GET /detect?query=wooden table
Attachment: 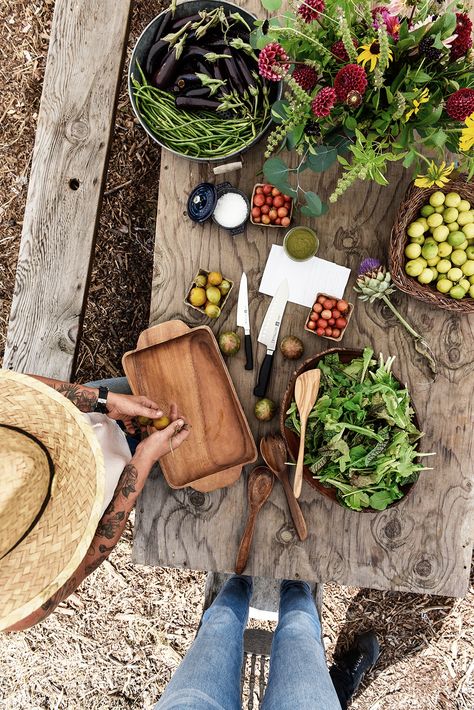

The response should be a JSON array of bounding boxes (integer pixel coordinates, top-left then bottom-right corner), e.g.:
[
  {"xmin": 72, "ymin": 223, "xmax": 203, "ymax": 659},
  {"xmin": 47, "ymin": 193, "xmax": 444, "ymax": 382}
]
[{"xmin": 132, "ymin": 10, "xmax": 474, "ymax": 597}]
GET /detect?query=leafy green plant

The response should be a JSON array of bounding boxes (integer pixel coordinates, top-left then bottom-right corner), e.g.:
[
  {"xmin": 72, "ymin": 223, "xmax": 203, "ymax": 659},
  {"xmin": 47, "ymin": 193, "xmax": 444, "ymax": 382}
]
[{"xmin": 285, "ymin": 348, "xmax": 435, "ymax": 511}]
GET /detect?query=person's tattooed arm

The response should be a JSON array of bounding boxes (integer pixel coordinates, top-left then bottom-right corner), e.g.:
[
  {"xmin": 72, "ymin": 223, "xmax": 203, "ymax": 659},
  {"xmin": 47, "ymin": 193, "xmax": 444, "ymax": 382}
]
[{"xmin": 29, "ymin": 375, "xmax": 99, "ymax": 412}]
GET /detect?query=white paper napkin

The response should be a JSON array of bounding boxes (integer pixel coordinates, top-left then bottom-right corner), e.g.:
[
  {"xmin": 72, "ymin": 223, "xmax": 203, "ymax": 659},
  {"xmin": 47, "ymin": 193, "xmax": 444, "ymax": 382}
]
[{"xmin": 259, "ymin": 245, "xmax": 351, "ymax": 308}]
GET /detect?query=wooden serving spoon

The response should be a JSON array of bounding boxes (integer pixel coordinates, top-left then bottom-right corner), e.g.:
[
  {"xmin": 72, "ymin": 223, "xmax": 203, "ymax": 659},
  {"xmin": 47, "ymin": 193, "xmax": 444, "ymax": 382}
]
[
  {"xmin": 260, "ymin": 433, "xmax": 308, "ymax": 541},
  {"xmin": 293, "ymin": 369, "xmax": 321, "ymax": 499},
  {"xmin": 235, "ymin": 466, "xmax": 274, "ymax": 575}
]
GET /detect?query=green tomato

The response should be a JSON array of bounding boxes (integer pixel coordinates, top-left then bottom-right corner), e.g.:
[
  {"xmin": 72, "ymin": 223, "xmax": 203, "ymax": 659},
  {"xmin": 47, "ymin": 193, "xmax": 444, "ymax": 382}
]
[
  {"xmin": 450, "ymin": 284, "xmax": 466, "ymax": 299},
  {"xmin": 466, "ymin": 246, "xmax": 474, "ymax": 260},
  {"xmin": 458, "ymin": 199, "xmax": 471, "ymax": 212},
  {"xmin": 461, "ymin": 260, "xmax": 474, "ymax": 276},
  {"xmin": 470, "ymin": 285, "xmax": 474, "ymax": 298},
  {"xmin": 447, "ymin": 231, "xmax": 466, "ymax": 247},
  {"xmin": 427, "ymin": 213, "xmax": 443, "ymax": 228},
  {"xmin": 436, "ymin": 278, "xmax": 452, "ymax": 294},
  {"xmin": 405, "ymin": 243, "xmax": 422, "ymax": 259},
  {"xmin": 437, "ymin": 259, "xmax": 452, "ymax": 274},
  {"xmin": 458, "ymin": 210, "xmax": 474, "ymax": 226},
  {"xmin": 443, "ymin": 207, "xmax": 459, "ymax": 223},
  {"xmin": 407, "ymin": 221, "xmax": 425, "ymax": 239},
  {"xmin": 447, "ymin": 267, "xmax": 463, "ymax": 282},
  {"xmin": 451, "ymin": 249, "xmax": 467, "ymax": 266},
  {"xmin": 459, "ymin": 278, "xmax": 470, "ymax": 292},
  {"xmin": 445, "ymin": 192, "xmax": 461, "ymax": 208},
  {"xmin": 462, "ymin": 223, "xmax": 474, "ymax": 240},
  {"xmin": 426, "ymin": 256, "xmax": 440, "ymax": 266},
  {"xmin": 432, "ymin": 225, "xmax": 449, "ymax": 242},
  {"xmin": 405, "ymin": 259, "xmax": 424, "ymax": 277},
  {"xmin": 418, "ymin": 268, "xmax": 434, "ymax": 284},
  {"xmin": 421, "ymin": 242, "xmax": 438, "ymax": 260},
  {"xmin": 438, "ymin": 242, "xmax": 453, "ymax": 258},
  {"xmin": 416, "ymin": 217, "xmax": 429, "ymax": 232},
  {"xmin": 420, "ymin": 204, "xmax": 435, "ymax": 216},
  {"xmin": 447, "ymin": 222, "xmax": 460, "ymax": 232}
]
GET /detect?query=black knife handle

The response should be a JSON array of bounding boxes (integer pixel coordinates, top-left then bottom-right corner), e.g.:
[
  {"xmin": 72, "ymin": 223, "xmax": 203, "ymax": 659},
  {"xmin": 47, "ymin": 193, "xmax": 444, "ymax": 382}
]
[
  {"xmin": 244, "ymin": 334, "xmax": 253, "ymax": 371},
  {"xmin": 253, "ymin": 352, "xmax": 274, "ymax": 398}
]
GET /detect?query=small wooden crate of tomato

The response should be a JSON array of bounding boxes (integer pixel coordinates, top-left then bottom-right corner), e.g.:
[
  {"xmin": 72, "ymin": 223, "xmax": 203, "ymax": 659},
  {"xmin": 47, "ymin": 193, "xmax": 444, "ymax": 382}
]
[
  {"xmin": 250, "ymin": 183, "xmax": 293, "ymax": 228},
  {"xmin": 305, "ymin": 293, "xmax": 353, "ymax": 341}
]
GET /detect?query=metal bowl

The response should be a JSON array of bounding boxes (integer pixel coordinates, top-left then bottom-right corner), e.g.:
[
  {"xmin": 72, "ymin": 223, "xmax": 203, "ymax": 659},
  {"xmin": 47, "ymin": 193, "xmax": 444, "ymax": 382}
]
[{"xmin": 128, "ymin": 0, "xmax": 282, "ymax": 162}]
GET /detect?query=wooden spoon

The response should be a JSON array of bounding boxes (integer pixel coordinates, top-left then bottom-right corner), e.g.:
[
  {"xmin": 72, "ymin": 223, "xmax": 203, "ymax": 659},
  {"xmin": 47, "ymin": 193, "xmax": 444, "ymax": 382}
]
[
  {"xmin": 260, "ymin": 433, "xmax": 308, "ymax": 541},
  {"xmin": 293, "ymin": 369, "xmax": 321, "ymax": 499},
  {"xmin": 235, "ymin": 466, "xmax": 274, "ymax": 575}
]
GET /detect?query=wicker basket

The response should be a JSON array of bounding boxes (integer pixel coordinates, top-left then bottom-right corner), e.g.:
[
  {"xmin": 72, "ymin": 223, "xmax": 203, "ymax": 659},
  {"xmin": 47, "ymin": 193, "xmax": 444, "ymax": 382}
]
[{"xmin": 389, "ymin": 176, "xmax": 474, "ymax": 313}]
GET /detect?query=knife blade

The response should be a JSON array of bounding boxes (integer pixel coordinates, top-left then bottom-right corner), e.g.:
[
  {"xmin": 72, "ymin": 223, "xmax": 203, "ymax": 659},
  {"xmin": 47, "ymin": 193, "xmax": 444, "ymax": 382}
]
[
  {"xmin": 237, "ymin": 272, "xmax": 253, "ymax": 370},
  {"xmin": 253, "ymin": 279, "xmax": 289, "ymax": 398}
]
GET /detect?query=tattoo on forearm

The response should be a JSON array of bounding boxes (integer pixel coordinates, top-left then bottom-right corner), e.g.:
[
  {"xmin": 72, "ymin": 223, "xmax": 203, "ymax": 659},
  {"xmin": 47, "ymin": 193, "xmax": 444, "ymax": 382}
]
[
  {"xmin": 120, "ymin": 464, "xmax": 138, "ymax": 498},
  {"xmin": 85, "ymin": 556, "xmax": 107, "ymax": 575},
  {"xmin": 96, "ymin": 511, "xmax": 126, "ymax": 540},
  {"xmin": 54, "ymin": 383, "xmax": 98, "ymax": 412}
]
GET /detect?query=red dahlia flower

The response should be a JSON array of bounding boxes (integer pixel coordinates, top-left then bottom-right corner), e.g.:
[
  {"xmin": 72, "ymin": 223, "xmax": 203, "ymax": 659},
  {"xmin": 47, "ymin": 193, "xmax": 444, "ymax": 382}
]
[
  {"xmin": 293, "ymin": 65, "xmax": 319, "ymax": 92},
  {"xmin": 446, "ymin": 88, "xmax": 474, "ymax": 121},
  {"xmin": 450, "ymin": 13, "xmax": 473, "ymax": 60},
  {"xmin": 311, "ymin": 87, "xmax": 337, "ymax": 117},
  {"xmin": 258, "ymin": 42, "xmax": 290, "ymax": 81},
  {"xmin": 334, "ymin": 64, "xmax": 368, "ymax": 102},
  {"xmin": 298, "ymin": 0, "xmax": 325, "ymax": 23},
  {"xmin": 331, "ymin": 39, "xmax": 359, "ymax": 62}
]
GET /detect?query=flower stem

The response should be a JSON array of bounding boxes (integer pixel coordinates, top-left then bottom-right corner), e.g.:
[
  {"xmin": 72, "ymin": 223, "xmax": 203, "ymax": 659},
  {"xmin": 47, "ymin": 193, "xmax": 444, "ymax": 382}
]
[{"xmin": 381, "ymin": 294, "xmax": 420, "ymax": 339}]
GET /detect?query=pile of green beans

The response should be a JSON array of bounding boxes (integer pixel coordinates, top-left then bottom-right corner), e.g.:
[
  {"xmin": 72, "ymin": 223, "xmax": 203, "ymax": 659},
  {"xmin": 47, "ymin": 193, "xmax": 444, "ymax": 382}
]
[{"xmin": 132, "ymin": 77, "xmax": 269, "ymax": 159}]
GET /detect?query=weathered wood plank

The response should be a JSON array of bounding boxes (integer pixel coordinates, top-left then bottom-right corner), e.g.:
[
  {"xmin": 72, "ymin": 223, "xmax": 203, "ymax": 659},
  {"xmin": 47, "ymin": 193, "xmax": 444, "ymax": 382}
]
[
  {"xmin": 134, "ymin": 1, "xmax": 474, "ymax": 596},
  {"xmin": 3, "ymin": 0, "xmax": 132, "ymax": 379}
]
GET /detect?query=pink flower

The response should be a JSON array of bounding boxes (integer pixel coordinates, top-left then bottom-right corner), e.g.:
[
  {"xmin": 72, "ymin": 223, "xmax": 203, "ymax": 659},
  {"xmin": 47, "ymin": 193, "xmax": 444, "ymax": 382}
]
[
  {"xmin": 372, "ymin": 6, "xmax": 400, "ymax": 40},
  {"xmin": 258, "ymin": 42, "xmax": 290, "ymax": 82},
  {"xmin": 311, "ymin": 87, "xmax": 337, "ymax": 117}
]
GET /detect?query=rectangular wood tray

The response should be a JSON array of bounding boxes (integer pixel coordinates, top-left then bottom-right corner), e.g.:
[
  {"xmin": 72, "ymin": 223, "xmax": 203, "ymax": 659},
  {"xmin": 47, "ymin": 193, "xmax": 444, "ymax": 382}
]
[{"xmin": 122, "ymin": 324, "xmax": 257, "ymax": 488}]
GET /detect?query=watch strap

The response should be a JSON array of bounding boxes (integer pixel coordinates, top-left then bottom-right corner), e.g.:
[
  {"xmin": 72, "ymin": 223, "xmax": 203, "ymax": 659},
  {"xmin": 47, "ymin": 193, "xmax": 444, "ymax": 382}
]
[{"xmin": 95, "ymin": 386, "xmax": 109, "ymax": 414}]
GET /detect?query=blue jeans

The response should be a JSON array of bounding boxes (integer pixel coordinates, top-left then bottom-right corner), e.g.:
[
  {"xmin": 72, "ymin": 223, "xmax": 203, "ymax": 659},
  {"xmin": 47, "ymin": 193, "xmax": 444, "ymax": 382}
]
[{"xmin": 155, "ymin": 577, "xmax": 341, "ymax": 710}]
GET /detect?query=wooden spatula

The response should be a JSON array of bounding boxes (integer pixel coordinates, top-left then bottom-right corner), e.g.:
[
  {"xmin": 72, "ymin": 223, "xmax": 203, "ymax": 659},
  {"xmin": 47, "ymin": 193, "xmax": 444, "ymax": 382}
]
[
  {"xmin": 293, "ymin": 369, "xmax": 321, "ymax": 499},
  {"xmin": 235, "ymin": 466, "xmax": 274, "ymax": 575}
]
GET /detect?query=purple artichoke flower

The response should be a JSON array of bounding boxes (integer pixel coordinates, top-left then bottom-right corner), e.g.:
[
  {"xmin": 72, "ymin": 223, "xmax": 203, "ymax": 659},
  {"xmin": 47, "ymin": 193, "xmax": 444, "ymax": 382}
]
[{"xmin": 358, "ymin": 257, "xmax": 382, "ymax": 275}]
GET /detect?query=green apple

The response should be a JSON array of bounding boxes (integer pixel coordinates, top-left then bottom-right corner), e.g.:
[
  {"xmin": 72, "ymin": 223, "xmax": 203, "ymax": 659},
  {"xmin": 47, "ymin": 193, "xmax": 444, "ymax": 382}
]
[
  {"xmin": 461, "ymin": 260, "xmax": 474, "ymax": 276},
  {"xmin": 450, "ymin": 284, "xmax": 466, "ymax": 299},
  {"xmin": 418, "ymin": 268, "xmax": 434, "ymax": 284},
  {"xmin": 421, "ymin": 242, "xmax": 438, "ymax": 260},
  {"xmin": 462, "ymin": 223, "xmax": 474, "ymax": 240},
  {"xmin": 420, "ymin": 204, "xmax": 435, "ymax": 217},
  {"xmin": 451, "ymin": 249, "xmax": 467, "ymax": 266},
  {"xmin": 447, "ymin": 267, "xmax": 463, "ymax": 282},
  {"xmin": 432, "ymin": 225, "xmax": 449, "ymax": 242},
  {"xmin": 427, "ymin": 213, "xmax": 443, "ymax": 228},
  {"xmin": 407, "ymin": 221, "xmax": 425, "ymax": 239},
  {"xmin": 437, "ymin": 259, "xmax": 452, "ymax": 274},
  {"xmin": 470, "ymin": 285, "xmax": 474, "ymax": 298},
  {"xmin": 458, "ymin": 210, "xmax": 474, "ymax": 226},
  {"xmin": 405, "ymin": 259, "xmax": 424, "ymax": 277},
  {"xmin": 444, "ymin": 207, "xmax": 459, "ymax": 223},
  {"xmin": 466, "ymin": 246, "xmax": 474, "ymax": 259},
  {"xmin": 458, "ymin": 199, "xmax": 471, "ymax": 212},
  {"xmin": 436, "ymin": 278, "xmax": 452, "ymax": 294},
  {"xmin": 445, "ymin": 192, "xmax": 461, "ymax": 208},
  {"xmin": 448, "ymin": 222, "xmax": 459, "ymax": 232},
  {"xmin": 438, "ymin": 242, "xmax": 453, "ymax": 257},
  {"xmin": 447, "ymin": 231, "xmax": 466, "ymax": 247}
]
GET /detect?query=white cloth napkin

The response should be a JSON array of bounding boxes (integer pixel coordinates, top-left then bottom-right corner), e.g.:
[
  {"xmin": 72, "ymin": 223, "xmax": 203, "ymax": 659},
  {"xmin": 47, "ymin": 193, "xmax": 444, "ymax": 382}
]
[{"xmin": 259, "ymin": 245, "xmax": 351, "ymax": 308}]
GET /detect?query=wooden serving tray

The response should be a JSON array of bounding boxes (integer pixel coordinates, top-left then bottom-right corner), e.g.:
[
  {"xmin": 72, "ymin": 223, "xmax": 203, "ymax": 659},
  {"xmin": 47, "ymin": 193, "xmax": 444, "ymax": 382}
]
[{"xmin": 123, "ymin": 321, "xmax": 257, "ymax": 489}]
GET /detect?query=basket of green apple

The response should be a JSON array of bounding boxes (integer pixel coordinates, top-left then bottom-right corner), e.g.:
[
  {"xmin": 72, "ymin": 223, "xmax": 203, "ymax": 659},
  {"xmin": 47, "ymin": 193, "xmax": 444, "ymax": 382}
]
[{"xmin": 389, "ymin": 178, "xmax": 474, "ymax": 312}]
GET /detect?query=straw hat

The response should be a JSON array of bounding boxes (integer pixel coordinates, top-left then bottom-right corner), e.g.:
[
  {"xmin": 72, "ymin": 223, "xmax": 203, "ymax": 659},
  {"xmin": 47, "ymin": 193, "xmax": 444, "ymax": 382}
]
[{"xmin": 0, "ymin": 371, "xmax": 105, "ymax": 631}]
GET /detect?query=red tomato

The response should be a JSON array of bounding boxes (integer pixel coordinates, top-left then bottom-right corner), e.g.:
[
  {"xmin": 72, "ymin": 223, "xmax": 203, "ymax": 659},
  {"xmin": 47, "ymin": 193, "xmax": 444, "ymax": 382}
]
[
  {"xmin": 307, "ymin": 320, "xmax": 316, "ymax": 330},
  {"xmin": 325, "ymin": 328, "xmax": 333, "ymax": 337},
  {"xmin": 317, "ymin": 318, "xmax": 328, "ymax": 328},
  {"xmin": 261, "ymin": 214, "xmax": 271, "ymax": 225},
  {"xmin": 275, "ymin": 218, "xmax": 281, "ymax": 225},
  {"xmin": 277, "ymin": 207, "xmax": 288, "ymax": 218},
  {"xmin": 316, "ymin": 327, "xmax": 325, "ymax": 336},
  {"xmin": 261, "ymin": 204, "xmax": 270, "ymax": 215},
  {"xmin": 283, "ymin": 195, "xmax": 291, "ymax": 202},
  {"xmin": 309, "ymin": 312, "xmax": 318, "ymax": 322},
  {"xmin": 272, "ymin": 187, "xmax": 281, "ymax": 196},
  {"xmin": 321, "ymin": 309, "xmax": 332, "ymax": 320},
  {"xmin": 312, "ymin": 303, "xmax": 323, "ymax": 313},
  {"xmin": 332, "ymin": 328, "xmax": 341, "ymax": 338},
  {"xmin": 337, "ymin": 300, "xmax": 349, "ymax": 313},
  {"xmin": 317, "ymin": 295, "xmax": 326, "ymax": 304},
  {"xmin": 251, "ymin": 206, "xmax": 261, "ymax": 218},
  {"xmin": 254, "ymin": 193, "xmax": 265, "ymax": 207},
  {"xmin": 269, "ymin": 208, "xmax": 278, "ymax": 221},
  {"xmin": 273, "ymin": 195, "xmax": 285, "ymax": 208},
  {"xmin": 255, "ymin": 186, "xmax": 263, "ymax": 194},
  {"xmin": 263, "ymin": 184, "xmax": 273, "ymax": 195},
  {"xmin": 328, "ymin": 318, "xmax": 335, "ymax": 326},
  {"xmin": 332, "ymin": 309, "xmax": 341, "ymax": 319},
  {"xmin": 281, "ymin": 216, "xmax": 291, "ymax": 227},
  {"xmin": 335, "ymin": 317, "xmax": 347, "ymax": 329},
  {"xmin": 266, "ymin": 195, "xmax": 273, "ymax": 205},
  {"xmin": 323, "ymin": 298, "xmax": 335, "ymax": 309},
  {"xmin": 253, "ymin": 215, "xmax": 261, "ymax": 223}
]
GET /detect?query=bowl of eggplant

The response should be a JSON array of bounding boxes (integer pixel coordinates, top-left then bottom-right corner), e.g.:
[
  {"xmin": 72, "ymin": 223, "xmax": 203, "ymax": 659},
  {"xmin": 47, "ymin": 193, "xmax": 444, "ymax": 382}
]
[{"xmin": 128, "ymin": 0, "xmax": 282, "ymax": 162}]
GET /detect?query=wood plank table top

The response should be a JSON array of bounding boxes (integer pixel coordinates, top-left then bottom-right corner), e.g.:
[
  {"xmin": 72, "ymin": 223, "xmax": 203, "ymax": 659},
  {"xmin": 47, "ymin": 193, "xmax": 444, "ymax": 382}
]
[{"xmin": 133, "ymin": 3, "xmax": 474, "ymax": 597}]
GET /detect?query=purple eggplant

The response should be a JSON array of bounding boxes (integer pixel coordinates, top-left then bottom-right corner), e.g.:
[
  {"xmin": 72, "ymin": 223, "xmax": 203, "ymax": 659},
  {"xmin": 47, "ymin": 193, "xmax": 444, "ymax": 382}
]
[
  {"xmin": 173, "ymin": 73, "xmax": 202, "ymax": 92},
  {"xmin": 175, "ymin": 96, "xmax": 220, "ymax": 110},
  {"xmin": 146, "ymin": 39, "xmax": 169, "ymax": 78},
  {"xmin": 169, "ymin": 13, "xmax": 202, "ymax": 31},
  {"xmin": 153, "ymin": 10, "xmax": 172, "ymax": 42},
  {"xmin": 183, "ymin": 87, "xmax": 211, "ymax": 98},
  {"xmin": 153, "ymin": 47, "xmax": 181, "ymax": 89},
  {"xmin": 233, "ymin": 51, "xmax": 257, "ymax": 90}
]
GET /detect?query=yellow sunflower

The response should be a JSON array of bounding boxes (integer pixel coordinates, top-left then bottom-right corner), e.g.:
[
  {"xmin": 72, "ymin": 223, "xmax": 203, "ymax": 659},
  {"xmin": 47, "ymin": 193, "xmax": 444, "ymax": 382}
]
[
  {"xmin": 414, "ymin": 161, "xmax": 455, "ymax": 188},
  {"xmin": 405, "ymin": 88, "xmax": 430, "ymax": 121},
  {"xmin": 459, "ymin": 112, "xmax": 474, "ymax": 153},
  {"xmin": 357, "ymin": 41, "xmax": 393, "ymax": 72}
]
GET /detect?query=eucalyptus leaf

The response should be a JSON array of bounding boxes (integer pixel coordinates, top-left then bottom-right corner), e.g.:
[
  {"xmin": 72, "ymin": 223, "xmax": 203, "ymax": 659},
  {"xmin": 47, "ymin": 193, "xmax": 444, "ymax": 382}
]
[
  {"xmin": 306, "ymin": 146, "xmax": 338, "ymax": 172},
  {"xmin": 261, "ymin": 0, "xmax": 282, "ymax": 10},
  {"xmin": 300, "ymin": 191, "xmax": 327, "ymax": 217},
  {"xmin": 271, "ymin": 99, "xmax": 290, "ymax": 124}
]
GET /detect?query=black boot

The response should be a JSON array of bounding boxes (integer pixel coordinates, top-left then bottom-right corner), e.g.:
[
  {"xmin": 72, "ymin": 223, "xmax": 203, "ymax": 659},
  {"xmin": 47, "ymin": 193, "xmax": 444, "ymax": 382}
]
[{"xmin": 329, "ymin": 631, "xmax": 380, "ymax": 709}]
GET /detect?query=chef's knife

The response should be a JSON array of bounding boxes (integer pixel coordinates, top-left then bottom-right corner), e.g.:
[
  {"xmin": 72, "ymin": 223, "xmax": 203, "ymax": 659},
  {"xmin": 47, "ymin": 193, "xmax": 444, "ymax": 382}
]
[
  {"xmin": 253, "ymin": 279, "xmax": 289, "ymax": 398},
  {"xmin": 237, "ymin": 272, "xmax": 253, "ymax": 370}
]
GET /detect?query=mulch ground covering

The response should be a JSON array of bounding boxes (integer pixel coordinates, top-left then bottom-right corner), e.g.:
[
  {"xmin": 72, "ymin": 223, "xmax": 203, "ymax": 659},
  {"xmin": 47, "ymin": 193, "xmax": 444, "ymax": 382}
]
[{"xmin": 0, "ymin": 2, "xmax": 473, "ymax": 708}]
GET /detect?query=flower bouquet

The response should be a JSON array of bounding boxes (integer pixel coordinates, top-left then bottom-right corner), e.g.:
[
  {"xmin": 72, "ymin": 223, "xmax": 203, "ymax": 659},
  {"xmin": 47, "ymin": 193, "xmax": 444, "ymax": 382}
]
[{"xmin": 251, "ymin": 0, "xmax": 474, "ymax": 217}]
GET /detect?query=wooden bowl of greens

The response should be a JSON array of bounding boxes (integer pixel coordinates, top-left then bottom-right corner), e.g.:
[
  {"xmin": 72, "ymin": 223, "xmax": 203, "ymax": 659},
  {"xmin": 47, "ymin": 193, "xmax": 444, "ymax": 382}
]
[{"xmin": 280, "ymin": 347, "xmax": 430, "ymax": 512}]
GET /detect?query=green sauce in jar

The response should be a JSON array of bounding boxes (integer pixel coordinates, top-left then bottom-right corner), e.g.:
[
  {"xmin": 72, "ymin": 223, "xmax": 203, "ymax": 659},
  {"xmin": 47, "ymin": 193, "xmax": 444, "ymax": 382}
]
[{"xmin": 283, "ymin": 227, "xmax": 319, "ymax": 261}]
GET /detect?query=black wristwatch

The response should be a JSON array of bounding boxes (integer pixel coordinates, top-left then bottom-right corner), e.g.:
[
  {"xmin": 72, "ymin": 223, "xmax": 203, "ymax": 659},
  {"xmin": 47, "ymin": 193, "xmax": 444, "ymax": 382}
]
[{"xmin": 94, "ymin": 386, "xmax": 109, "ymax": 414}]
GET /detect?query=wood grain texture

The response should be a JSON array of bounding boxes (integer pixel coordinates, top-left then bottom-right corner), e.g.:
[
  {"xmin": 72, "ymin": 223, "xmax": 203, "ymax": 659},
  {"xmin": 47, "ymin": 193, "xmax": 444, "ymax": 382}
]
[
  {"xmin": 3, "ymin": 0, "xmax": 132, "ymax": 379},
  {"xmin": 134, "ymin": 1, "xmax": 474, "ymax": 596}
]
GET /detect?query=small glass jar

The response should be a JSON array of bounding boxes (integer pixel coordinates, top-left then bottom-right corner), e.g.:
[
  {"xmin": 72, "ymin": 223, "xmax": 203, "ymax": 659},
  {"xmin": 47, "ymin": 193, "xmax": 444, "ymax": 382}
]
[{"xmin": 283, "ymin": 226, "xmax": 319, "ymax": 262}]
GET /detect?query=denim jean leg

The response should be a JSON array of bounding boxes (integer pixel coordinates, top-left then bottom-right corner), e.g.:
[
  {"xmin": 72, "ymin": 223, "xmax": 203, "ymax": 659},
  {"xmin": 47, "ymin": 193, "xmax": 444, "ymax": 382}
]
[
  {"xmin": 155, "ymin": 575, "xmax": 253, "ymax": 710},
  {"xmin": 84, "ymin": 376, "xmax": 132, "ymax": 394},
  {"xmin": 261, "ymin": 581, "xmax": 341, "ymax": 710}
]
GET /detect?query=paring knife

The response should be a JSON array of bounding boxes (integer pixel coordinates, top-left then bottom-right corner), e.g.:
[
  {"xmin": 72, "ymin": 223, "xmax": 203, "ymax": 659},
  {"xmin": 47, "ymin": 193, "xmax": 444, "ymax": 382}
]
[
  {"xmin": 237, "ymin": 272, "xmax": 253, "ymax": 370},
  {"xmin": 253, "ymin": 279, "xmax": 289, "ymax": 398}
]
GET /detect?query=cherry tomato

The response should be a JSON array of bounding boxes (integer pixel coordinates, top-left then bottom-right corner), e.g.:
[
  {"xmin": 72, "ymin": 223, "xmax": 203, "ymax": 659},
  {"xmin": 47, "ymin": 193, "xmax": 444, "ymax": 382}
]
[
  {"xmin": 281, "ymin": 217, "xmax": 291, "ymax": 227},
  {"xmin": 277, "ymin": 206, "xmax": 288, "ymax": 218},
  {"xmin": 251, "ymin": 206, "xmax": 261, "ymax": 218},
  {"xmin": 317, "ymin": 295, "xmax": 326, "ymax": 304},
  {"xmin": 254, "ymin": 193, "xmax": 265, "ymax": 207},
  {"xmin": 328, "ymin": 318, "xmax": 335, "ymax": 326},
  {"xmin": 312, "ymin": 303, "xmax": 323, "ymax": 313},
  {"xmin": 323, "ymin": 298, "xmax": 335, "ymax": 309},
  {"xmin": 263, "ymin": 184, "xmax": 273, "ymax": 195},
  {"xmin": 335, "ymin": 317, "xmax": 347, "ymax": 329},
  {"xmin": 266, "ymin": 196, "xmax": 273, "ymax": 205},
  {"xmin": 255, "ymin": 186, "xmax": 263, "ymax": 195},
  {"xmin": 307, "ymin": 320, "xmax": 316, "ymax": 330},
  {"xmin": 272, "ymin": 187, "xmax": 281, "ymax": 197},
  {"xmin": 269, "ymin": 208, "xmax": 278, "ymax": 221},
  {"xmin": 273, "ymin": 195, "xmax": 285, "ymax": 208},
  {"xmin": 337, "ymin": 300, "xmax": 349, "ymax": 313},
  {"xmin": 275, "ymin": 218, "xmax": 281, "ymax": 225},
  {"xmin": 261, "ymin": 214, "xmax": 270, "ymax": 225},
  {"xmin": 253, "ymin": 215, "xmax": 261, "ymax": 223},
  {"xmin": 316, "ymin": 327, "xmax": 325, "ymax": 336},
  {"xmin": 261, "ymin": 204, "xmax": 270, "ymax": 215},
  {"xmin": 325, "ymin": 328, "xmax": 333, "ymax": 337},
  {"xmin": 332, "ymin": 328, "xmax": 341, "ymax": 338},
  {"xmin": 309, "ymin": 312, "xmax": 318, "ymax": 322},
  {"xmin": 321, "ymin": 309, "xmax": 332, "ymax": 320},
  {"xmin": 331, "ymin": 309, "xmax": 341, "ymax": 319},
  {"xmin": 317, "ymin": 318, "xmax": 328, "ymax": 328}
]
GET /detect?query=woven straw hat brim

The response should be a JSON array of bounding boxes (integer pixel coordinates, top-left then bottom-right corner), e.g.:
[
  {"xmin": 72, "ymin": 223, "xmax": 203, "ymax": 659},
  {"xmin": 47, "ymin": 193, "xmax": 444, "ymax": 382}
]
[{"xmin": 0, "ymin": 371, "xmax": 105, "ymax": 630}]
